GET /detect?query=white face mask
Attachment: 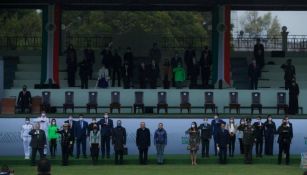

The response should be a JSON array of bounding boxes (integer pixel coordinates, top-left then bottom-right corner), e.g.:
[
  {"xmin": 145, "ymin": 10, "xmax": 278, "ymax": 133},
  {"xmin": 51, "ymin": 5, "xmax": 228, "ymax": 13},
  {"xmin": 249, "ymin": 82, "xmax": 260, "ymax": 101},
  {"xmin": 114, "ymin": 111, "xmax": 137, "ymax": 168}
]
[
  {"xmin": 230, "ymin": 120, "xmax": 234, "ymax": 123},
  {"xmin": 79, "ymin": 118, "xmax": 83, "ymax": 121},
  {"xmin": 204, "ymin": 120, "xmax": 208, "ymax": 123},
  {"xmin": 214, "ymin": 116, "xmax": 218, "ymax": 119},
  {"xmin": 69, "ymin": 117, "xmax": 73, "ymax": 120},
  {"xmin": 191, "ymin": 124, "xmax": 195, "ymax": 128},
  {"xmin": 52, "ymin": 122, "xmax": 56, "ymax": 125},
  {"xmin": 241, "ymin": 122, "xmax": 245, "ymax": 125},
  {"xmin": 26, "ymin": 121, "xmax": 30, "ymax": 124}
]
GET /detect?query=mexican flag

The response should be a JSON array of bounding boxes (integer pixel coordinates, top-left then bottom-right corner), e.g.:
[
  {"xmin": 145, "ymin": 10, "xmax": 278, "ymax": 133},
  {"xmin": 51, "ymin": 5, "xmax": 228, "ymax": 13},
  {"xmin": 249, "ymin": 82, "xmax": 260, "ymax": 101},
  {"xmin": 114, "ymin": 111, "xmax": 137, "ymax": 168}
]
[{"xmin": 212, "ymin": 5, "xmax": 231, "ymax": 86}]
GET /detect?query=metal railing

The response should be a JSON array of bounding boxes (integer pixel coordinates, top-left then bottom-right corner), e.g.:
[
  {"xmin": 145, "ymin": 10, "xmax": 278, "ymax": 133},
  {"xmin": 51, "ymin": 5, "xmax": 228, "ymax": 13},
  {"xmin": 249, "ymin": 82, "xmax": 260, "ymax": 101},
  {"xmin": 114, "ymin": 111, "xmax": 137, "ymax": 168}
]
[
  {"xmin": 0, "ymin": 36, "xmax": 41, "ymax": 50},
  {"xmin": 65, "ymin": 34, "xmax": 113, "ymax": 49}
]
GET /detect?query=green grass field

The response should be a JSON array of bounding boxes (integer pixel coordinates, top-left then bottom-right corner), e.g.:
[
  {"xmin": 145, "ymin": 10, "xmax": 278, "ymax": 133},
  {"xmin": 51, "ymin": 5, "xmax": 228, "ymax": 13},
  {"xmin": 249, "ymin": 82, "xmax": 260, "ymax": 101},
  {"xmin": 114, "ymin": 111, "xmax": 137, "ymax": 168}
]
[{"xmin": 1, "ymin": 155, "xmax": 304, "ymax": 175}]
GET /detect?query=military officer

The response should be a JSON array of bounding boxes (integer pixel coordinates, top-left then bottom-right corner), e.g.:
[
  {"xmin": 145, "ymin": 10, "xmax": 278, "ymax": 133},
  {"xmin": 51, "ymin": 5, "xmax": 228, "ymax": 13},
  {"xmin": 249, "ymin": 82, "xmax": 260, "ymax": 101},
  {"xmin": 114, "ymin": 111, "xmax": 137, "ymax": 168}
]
[
  {"xmin": 238, "ymin": 118, "xmax": 255, "ymax": 164},
  {"xmin": 57, "ymin": 123, "xmax": 73, "ymax": 166}
]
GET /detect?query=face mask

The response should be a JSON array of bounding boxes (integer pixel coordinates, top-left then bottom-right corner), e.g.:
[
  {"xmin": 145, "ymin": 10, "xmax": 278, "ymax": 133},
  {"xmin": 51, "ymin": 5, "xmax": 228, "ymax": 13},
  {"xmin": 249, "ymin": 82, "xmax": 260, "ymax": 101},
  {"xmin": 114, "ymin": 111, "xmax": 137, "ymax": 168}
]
[
  {"xmin": 191, "ymin": 124, "xmax": 195, "ymax": 128},
  {"xmin": 230, "ymin": 120, "xmax": 234, "ymax": 123},
  {"xmin": 42, "ymin": 114, "xmax": 46, "ymax": 117},
  {"xmin": 117, "ymin": 122, "xmax": 122, "ymax": 127},
  {"xmin": 92, "ymin": 120, "xmax": 96, "ymax": 123},
  {"xmin": 69, "ymin": 117, "xmax": 73, "ymax": 120},
  {"xmin": 258, "ymin": 119, "xmax": 261, "ymax": 122},
  {"xmin": 52, "ymin": 122, "xmax": 56, "ymax": 125},
  {"xmin": 26, "ymin": 121, "xmax": 30, "ymax": 124},
  {"xmin": 268, "ymin": 118, "xmax": 272, "ymax": 121},
  {"xmin": 214, "ymin": 116, "xmax": 218, "ymax": 119},
  {"xmin": 204, "ymin": 120, "xmax": 208, "ymax": 123},
  {"xmin": 241, "ymin": 122, "xmax": 245, "ymax": 125},
  {"xmin": 79, "ymin": 118, "xmax": 83, "ymax": 121},
  {"xmin": 104, "ymin": 115, "xmax": 108, "ymax": 119}
]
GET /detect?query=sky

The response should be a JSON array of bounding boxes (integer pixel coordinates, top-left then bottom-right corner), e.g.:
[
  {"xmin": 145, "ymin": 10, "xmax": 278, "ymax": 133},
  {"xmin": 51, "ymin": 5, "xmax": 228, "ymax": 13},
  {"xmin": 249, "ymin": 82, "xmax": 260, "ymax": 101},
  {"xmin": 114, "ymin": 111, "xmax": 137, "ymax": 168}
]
[{"xmin": 234, "ymin": 11, "xmax": 307, "ymax": 35}]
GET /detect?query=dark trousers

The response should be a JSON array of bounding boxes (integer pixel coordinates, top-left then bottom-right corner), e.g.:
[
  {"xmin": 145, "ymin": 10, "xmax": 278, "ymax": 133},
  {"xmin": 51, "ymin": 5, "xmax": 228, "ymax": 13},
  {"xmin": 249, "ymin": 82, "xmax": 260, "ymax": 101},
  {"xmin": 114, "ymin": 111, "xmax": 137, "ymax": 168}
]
[
  {"xmin": 201, "ymin": 139, "xmax": 210, "ymax": 157},
  {"xmin": 49, "ymin": 139, "xmax": 57, "ymax": 157},
  {"xmin": 101, "ymin": 136, "xmax": 111, "ymax": 158},
  {"xmin": 229, "ymin": 134, "xmax": 236, "ymax": 156},
  {"xmin": 255, "ymin": 140, "xmax": 263, "ymax": 157},
  {"xmin": 76, "ymin": 138, "xmax": 87, "ymax": 157},
  {"xmin": 278, "ymin": 142, "xmax": 290, "ymax": 164},
  {"xmin": 244, "ymin": 144, "xmax": 253, "ymax": 164},
  {"xmin": 80, "ymin": 77, "xmax": 88, "ymax": 89},
  {"xmin": 31, "ymin": 147, "xmax": 45, "ymax": 165},
  {"xmin": 18, "ymin": 104, "xmax": 31, "ymax": 114},
  {"xmin": 285, "ymin": 80, "xmax": 291, "ymax": 90},
  {"xmin": 201, "ymin": 69, "xmax": 210, "ymax": 88},
  {"xmin": 112, "ymin": 69, "xmax": 121, "ymax": 87},
  {"xmin": 219, "ymin": 147, "xmax": 227, "ymax": 164},
  {"xmin": 139, "ymin": 147, "xmax": 148, "ymax": 164},
  {"xmin": 69, "ymin": 138, "xmax": 75, "ymax": 156},
  {"xmin": 190, "ymin": 76, "xmax": 198, "ymax": 88},
  {"xmin": 67, "ymin": 70, "xmax": 75, "ymax": 87},
  {"xmin": 250, "ymin": 78, "xmax": 258, "ymax": 90},
  {"xmin": 115, "ymin": 149, "xmax": 124, "ymax": 164},
  {"xmin": 139, "ymin": 78, "xmax": 146, "ymax": 89},
  {"xmin": 61, "ymin": 144, "xmax": 70, "ymax": 165},
  {"xmin": 149, "ymin": 79, "xmax": 157, "ymax": 89},
  {"xmin": 239, "ymin": 138, "xmax": 244, "ymax": 154},
  {"xmin": 91, "ymin": 143, "xmax": 99, "ymax": 164},
  {"xmin": 123, "ymin": 77, "xmax": 130, "ymax": 89},
  {"xmin": 213, "ymin": 136, "xmax": 218, "ymax": 156},
  {"xmin": 265, "ymin": 135, "xmax": 274, "ymax": 155}
]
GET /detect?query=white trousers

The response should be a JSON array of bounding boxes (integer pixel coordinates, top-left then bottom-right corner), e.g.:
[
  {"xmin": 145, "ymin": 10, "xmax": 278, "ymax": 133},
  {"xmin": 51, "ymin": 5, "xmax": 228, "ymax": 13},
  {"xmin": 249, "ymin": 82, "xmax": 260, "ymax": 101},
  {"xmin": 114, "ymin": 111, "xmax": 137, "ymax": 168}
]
[{"xmin": 22, "ymin": 136, "xmax": 31, "ymax": 157}]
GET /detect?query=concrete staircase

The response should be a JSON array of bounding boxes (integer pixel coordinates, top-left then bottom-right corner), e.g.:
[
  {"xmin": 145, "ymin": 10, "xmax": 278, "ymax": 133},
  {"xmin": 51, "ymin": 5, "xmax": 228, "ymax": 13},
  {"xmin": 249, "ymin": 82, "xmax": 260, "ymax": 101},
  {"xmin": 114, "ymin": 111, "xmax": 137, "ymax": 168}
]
[{"xmin": 231, "ymin": 57, "xmax": 250, "ymax": 89}]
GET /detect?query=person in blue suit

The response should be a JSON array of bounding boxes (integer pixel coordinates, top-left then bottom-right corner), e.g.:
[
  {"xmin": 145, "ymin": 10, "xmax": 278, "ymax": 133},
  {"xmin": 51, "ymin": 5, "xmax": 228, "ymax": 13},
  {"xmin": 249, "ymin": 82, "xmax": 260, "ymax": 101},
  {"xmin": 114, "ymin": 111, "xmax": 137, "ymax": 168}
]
[
  {"xmin": 74, "ymin": 114, "xmax": 88, "ymax": 159},
  {"xmin": 211, "ymin": 114, "xmax": 226, "ymax": 156},
  {"xmin": 216, "ymin": 123, "xmax": 230, "ymax": 164},
  {"xmin": 98, "ymin": 112, "xmax": 113, "ymax": 159}
]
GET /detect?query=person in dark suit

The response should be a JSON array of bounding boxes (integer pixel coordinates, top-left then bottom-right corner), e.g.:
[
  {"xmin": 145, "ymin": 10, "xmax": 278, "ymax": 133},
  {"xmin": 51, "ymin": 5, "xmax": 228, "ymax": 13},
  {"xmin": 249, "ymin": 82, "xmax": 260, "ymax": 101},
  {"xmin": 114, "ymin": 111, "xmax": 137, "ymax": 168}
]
[
  {"xmin": 123, "ymin": 47, "xmax": 134, "ymax": 77},
  {"xmin": 84, "ymin": 44, "xmax": 95, "ymax": 80},
  {"xmin": 65, "ymin": 44, "xmax": 77, "ymax": 87},
  {"xmin": 88, "ymin": 117, "xmax": 99, "ymax": 134},
  {"xmin": 147, "ymin": 59, "xmax": 160, "ymax": 89},
  {"xmin": 289, "ymin": 80, "xmax": 300, "ymax": 114},
  {"xmin": 264, "ymin": 115, "xmax": 277, "ymax": 155},
  {"xmin": 248, "ymin": 60, "xmax": 261, "ymax": 90},
  {"xmin": 277, "ymin": 119, "xmax": 292, "ymax": 165},
  {"xmin": 253, "ymin": 38, "xmax": 265, "ymax": 70},
  {"xmin": 111, "ymin": 50, "xmax": 122, "ymax": 87},
  {"xmin": 136, "ymin": 122, "xmax": 151, "ymax": 165},
  {"xmin": 122, "ymin": 62, "xmax": 132, "ymax": 89},
  {"xmin": 199, "ymin": 46, "xmax": 212, "ymax": 88},
  {"xmin": 189, "ymin": 57, "xmax": 200, "ymax": 89},
  {"xmin": 29, "ymin": 123, "xmax": 47, "ymax": 166},
  {"xmin": 211, "ymin": 114, "xmax": 226, "ymax": 156},
  {"xmin": 74, "ymin": 114, "xmax": 88, "ymax": 159},
  {"xmin": 184, "ymin": 45, "xmax": 196, "ymax": 78},
  {"xmin": 138, "ymin": 62, "xmax": 147, "ymax": 89},
  {"xmin": 238, "ymin": 118, "xmax": 255, "ymax": 164},
  {"xmin": 65, "ymin": 115, "xmax": 75, "ymax": 157},
  {"xmin": 216, "ymin": 123, "xmax": 230, "ymax": 164},
  {"xmin": 98, "ymin": 113, "xmax": 113, "ymax": 159},
  {"xmin": 198, "ymin": 117, "xmax": 212, "ymax": 157},
  {"xmin": 57, "ymin": 123, "xmax": 73, "ymax": 166},
  {"xmin": 253, "ymin": 116, "xmax": 264, "ymax": 157},
  {"xmin": 78, "ymin": 59, "xmax": 90, "ymax": 89},
  {"xmin": 281, "ymin": 59, "xmax": 296, "ymax": 90},
  {"xmin": 112, "ymin": 120, "xmax": 127, "ymax": 165},
  {"xmin": 101, "ymin": 43, "xmax": 113, "ymax": 69},
  {"xmin": 17, "ymin": 85, "xmax": 32, "ymax": 114}
]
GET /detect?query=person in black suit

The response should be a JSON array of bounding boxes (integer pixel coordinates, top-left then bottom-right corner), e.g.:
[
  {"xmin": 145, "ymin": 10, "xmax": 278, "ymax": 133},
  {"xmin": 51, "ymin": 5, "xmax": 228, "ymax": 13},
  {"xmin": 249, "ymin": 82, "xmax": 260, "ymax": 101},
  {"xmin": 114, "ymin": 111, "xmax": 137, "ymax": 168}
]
[
  {"xmin": 78, "ymin": 59, "xmax": 90, "ymax": 89},
  {"xmin": 74, "ymin": 114, "xmax": 88, "ymax": 159},
  {"xmin": 57, "ymin": 123, "xmax": 73, "ymax": 166},
  {"xmin": 138, "ymin": 62, "xmax": 147, "ymax": 89},
  {"xmin": 198, "ymin": 117, "xmax": 212, "ymax": 157},
  {"xmin": 190, "ymin": 57, "xmax": 200, "ymax": 89},
  {"xmin": 216, "ymin": 123, "xmax": 230, "ymax": 164},
  {"xmin": 254, "ymin": 38, "xmax": 265, "ymax": 70},
  {"xmin": 184, "ymin": 45, "xmax": 196, "ymax": 78},
  {"xmin": 98, "ymin": 113, "xmax": 113, "ymax": 159},
  {"xmin": 88, "ymin": 117, "xmax": 99, "ymax": 134},
  {"xmin": 29, "ymin": 123, "xmax": 47, "ymax": 166},
  {"xmin": 277, "ymin": 119, "xmax": 293, "ymax": 165},
  {"xmin": 136, "ymin": 122, "xmax": 151, "ymax": 165},
  {"xmin": 248, "ymin": 60, "xmax": 261, "ymax": 90},
  {"xmin": 264, "ymin": 115, "xmax": 277, "ymax": 156},
  {"xmin": 148, "ymin": 59, "xmax": 160, "ymax": 89},
  {"xmin": 111, "ymin": 50, "xmax": 122, "ymax": 87},
  {"xmin": 211, "ymin": 114, "xmax": 226, "ymax": 156},
  {"xmin": 65, "ymin": 115, "xmax": 75, "ymax": 157},
  {"xmin": 289, "ymin": 80, "xmax": 300, "ymax": 114},
  {"xmin": 123, "ymin": 47, "xmax": 134, "ymax": 77},
  {"xmin": 281, "ymin": 59, "xmax": 296, "ymax": 90},
  {"xmin": 122, "ymin": 62, "xmax": 132, "ymax": 89},
  {"xmin": 112, "ymin": 120, "xmax": 127, "ymax": 165},
  {"xmin": 101, "ymin": 43, "xmax": 113, "ymax": 69},
  {"xmin": 199, "ymin": 46, "xmax": 212, "ymax": 88},
  {"xmin": 65, "ymin": 44, "xmax": 77, "ymax": 87},
  {"xmin": 84, "ymin": 44, "xmax": 95, "ymax": 80},
  {"xmin": 17, "ymin": 85, "xmax": 32, "ymax": 114},
  {"xmin": 253, "ymin": 116, "xmax": 264, "ymax": 157}
]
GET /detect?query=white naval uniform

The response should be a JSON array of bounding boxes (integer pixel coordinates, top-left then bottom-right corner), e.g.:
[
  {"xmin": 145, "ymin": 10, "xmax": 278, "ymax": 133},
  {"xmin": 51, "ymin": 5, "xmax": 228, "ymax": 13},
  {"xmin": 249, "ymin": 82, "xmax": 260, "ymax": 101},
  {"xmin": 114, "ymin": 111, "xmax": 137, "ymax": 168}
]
[
  {"xmin": 21, "ymin": 123, "xmax": 33, "ymax": 158},
  {"xmin": 35, "ymin": 116, "xmax": 49, "ymax": 154}
]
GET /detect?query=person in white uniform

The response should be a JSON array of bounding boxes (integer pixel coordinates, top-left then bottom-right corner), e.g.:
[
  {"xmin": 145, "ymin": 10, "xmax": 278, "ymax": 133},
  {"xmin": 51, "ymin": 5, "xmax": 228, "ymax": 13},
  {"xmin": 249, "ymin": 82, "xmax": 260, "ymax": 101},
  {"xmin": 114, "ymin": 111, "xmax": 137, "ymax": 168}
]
[
  {"xmin": 20, "ymin": 117, "xmax": 33, "ymax": 159},
  {"xmin": 35, "ymin": 111, "xmax": 49, "ymax": 155}
]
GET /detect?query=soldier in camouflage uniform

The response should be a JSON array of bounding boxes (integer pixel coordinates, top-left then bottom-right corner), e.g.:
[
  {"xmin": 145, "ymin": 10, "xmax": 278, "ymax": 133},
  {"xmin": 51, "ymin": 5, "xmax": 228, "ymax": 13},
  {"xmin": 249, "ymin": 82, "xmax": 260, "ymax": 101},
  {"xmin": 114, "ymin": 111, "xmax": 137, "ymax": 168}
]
[{"xmin": 238, "ymin": 118, "xmax": 255, "ymax": 164}]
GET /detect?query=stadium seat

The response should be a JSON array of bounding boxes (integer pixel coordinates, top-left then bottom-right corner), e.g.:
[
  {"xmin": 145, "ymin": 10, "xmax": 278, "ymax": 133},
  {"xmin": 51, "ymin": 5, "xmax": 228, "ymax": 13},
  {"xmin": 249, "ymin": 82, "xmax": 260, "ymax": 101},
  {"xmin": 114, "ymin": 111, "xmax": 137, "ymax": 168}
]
[
  {"xmin": 41, "ymin": 91, "xmax": 51, "ymax": 113},
  {"xmin": 204, "ymin": 91, "xmax": 216, "ymax": 114},
  {"xmin": 63, "ymin": 91, "xmax": 74, "ymax": 113},
  {"xmin": 228, "ymin": 92, "xmax": 240, "ymax": 114},
  {"xmin": 87, "ymin": 91, "xmax": 98, "ymax": 114},
  {"xmin": 180, "ymin": 91, "xmax": 191, "ymax": 113},
  {"xmin": 277, "ymin": 92, "xmax": 288, "ymax": 114},
  {"xmin": 251, "ymin": 92, "xmax": 262, "ymax": 114},
  {"xmin": 110, "ymin": 91, "xmax": 121, "ymax": 113},
  {"xmin": 134, "ymin": 91, "xmax": 144, "ymax": 113},
  {"xmin": 157, "ymin": 92, "xmax": 168, "ymax": 114}
]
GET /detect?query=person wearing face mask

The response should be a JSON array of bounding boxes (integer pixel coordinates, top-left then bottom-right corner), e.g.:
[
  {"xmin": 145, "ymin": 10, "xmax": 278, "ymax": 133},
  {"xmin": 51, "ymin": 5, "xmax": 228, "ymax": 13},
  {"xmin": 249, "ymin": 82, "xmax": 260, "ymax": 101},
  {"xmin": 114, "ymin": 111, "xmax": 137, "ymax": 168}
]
[
  {"xmin": 277, "ymin": 119, "xmax": 292, "ymax": 165},
  {"xmin": 198, "ymin": 117, "xmax": 212, "ymax": 158},
  {"xmin": 89, "ymin": 124, "xmax": 100, "ymax": 165},
  {"xmin": 186, "ymin": 122, "xmax": 200, "ymax": 165},
  {"xmin": 29, "ymin": 123, "xmax": 47, "ymax": 166},
  {"xmin": 154, "ymin": 123, "xmax": 167, "ymax": 164},
  {"xmin": 238, "ymin": 118, "xmax": 255, "ymax": 164},
  {"xmin": 88, "ymin": 117, "xmax": 99, "ymax": 134},
  {"xmin": 264, "ymin": 115, "xmax": 277, "ymax": 156},
  {"xmin": 98, "ymin": 112, "xmax": 113, "ymax": 159},
  {"xmin": 112, "ymin": 120, "xmax": 127, "ymax": 165},
  {"xmin": 136, "ymin": 122, "xmax": 151, "ymax": 165},
  {"xmin": 211, "ymin": 114, "xmax": 226, "ymax": 156},
  {"xmin": 57, "ymin": 123, "xmax": 73, "ymax": 166},
  {"xmin": 47, "ymin": 119, "xmax": 59, "ymax": 158},
  {"xmin": 21, "ymin": 117, "xmax": 33, "ymax": 159},
  {"xmin": 17, "ymin": 85, "xmax": 32, "ymax": 113},
  {"xmin": 35, "ymin": 111, "xmax": 49, "ymax": 156},
  {"xmin": 65, "ymin": 115, "xmax": 75, "ymax": 157},
  {"xmin": 74, "ymin": 114, "xmax": 88, "ymax": 159},
  {"xmin": 226, "ymin": 117, "xmax": 237, "ymax": 157},
  {"xmin": 216, "ymin": 123, "xmax": 230, "ymax": 164},
  {"xmin": 237, "ymin": 118, "xmax": 246, "ymax": 155},
  {"xmin": 253, "ymin": 116, "xmax": 264, "ymax": 157}
]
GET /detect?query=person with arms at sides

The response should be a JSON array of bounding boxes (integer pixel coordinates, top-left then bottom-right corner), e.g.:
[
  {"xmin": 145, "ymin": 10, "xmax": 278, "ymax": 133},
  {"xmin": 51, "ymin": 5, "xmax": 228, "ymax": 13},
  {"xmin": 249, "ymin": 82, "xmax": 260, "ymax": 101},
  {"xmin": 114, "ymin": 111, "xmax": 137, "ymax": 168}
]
[
  {"xmin": 189, "ymin": 57, "xmax": 200, "ymax": 89},
  {"xmin": 253, "ymin": 38, "xmax": 265, "ymax": 70},
  {"xmin": 253, "ymin": 116, "xmax": 264, "ymax": 157},
  {"xmin": 281, "ymin": 59, "xmax": 296, "ymax": 90},
  {"xmin": 65, "ymin": 115, "xmax": 75, "ymax": 157},
  {"xmin": 186, "ymin": 122, "xmax": 200, "ymax": 165},
  {"xmin": 84, "ymin": 44, "xmax": 95, "ymax": 80},
  {"xmin": 138, "ymin": 62, "xmax": 147, "ymax": 89},
  {"xmin": 289, "ymin": 80, "xmax": 300, "ymax": 115},
  {"xmin": 88, "ymin": 117, "xmax": 99, "ymax": 134},
  {"xmin": 111, "ymin": 49, "xmax": 122, "ymax": 87},
  {"xmin": 96, "ymin": 64, "xmax": 110, "ymax": 88},
  {"xmin": 78, "ymin": 58, "xmax": 90, "ymax": 89},
  {"xmin": 211, "ymin": 114, "xmax": 226, "ymax": 156},
  {"xmin": 57, "ymin": 123, "xmax": 73, "ymax": 166},
  {"xmin": 100, "ymin": 43, "xmax": 112, "ymax": 70},
  {"xmin": 112, "ymin": 120, "xmax": 127, "ymax": 165},
  {"xmin": 284, "ymin": 116, "xmax": 293, "ymax": 139},
  {"xmin": 149, "ymin": 43, "xmax": 162, "ymax": 66},
  {"xmin": 238, "ymin": 118, "xmax": 255, "ymax": 164},
  {"xmin": 184, "ymin": 45, "xmax": 196, "ymax": 78},
  {"xmin": 264, "ymin": 115, "xmax": 277, "ymax": 156},
  {"xmin": 248, "ymin": 59, "xmax": 261, "ymax": 90},
  {"xmin": 226, "ymin": 117, "xmax": 237, "ymax": 157},
  {"xmin": 98, "ymin": 113, "xmax": 113, "ymax": 159},
  {"xmin": 89, "ymin": 124, "xmax": 100, "ymax": 165},
  {"xmin": 198, "ymin": 117, "xmax": 212, "ymax": 158},
  {"xmin": 74, "ymin": 114, "xmax": 88, "ymax": 159},
  {"xmin": 170, "ymin": 51, "xmax": 183, "ymax": 87},
  {"xmin": 122, "ymin": 62, "xmax": 132, "ymax": 89},
  {"xmin": 277, "ymin": 118, "xmax": 293, "ymax": 165},
  {"xmin": 199, "ymin": 46, "xmax": 212, "ymax": 88},
  {"xmin": 35, "ymin": 111, "xmax": 49, "ymax": 156},
  {"xmin": 17, "ymin": 85, "xmax": 32, "ymax": 114},
  {"xmin": 21, "ymin": 117, "xmax": 33, "ymax": 160},
  {"xmin": 65, "ymin": 44, "xmax": 77, "ymax": 87},
  {"xmin": 216, "ymin": 123, "xmax": 230, "ymax": 164},
  {"xmin": 136, "ymin": 122, "xmax": 151, "ymax": 165},
  {"xmin": 47, "ymin": 119, "xmax": 59, "ymax": 158},
  {"xmin": 29, "ymin": 123, "xmax": 47, "ymax": 166},
  {"xmin": 172, "ymin": 63, "xmax": 186, "ymax": 89},
  {"xmin": 37, "ymin": 158, "xmax": 51, "ymax": 175},
  {"xmin": 123, "ymin": 47, "xmax": 134, "ymax": 77},
  {"xmin": 237, "ymin": 118, "xmax": 246, "ymax": 155},
  {"xmin": 154, "ymin": 123, "xmax": 167, "ymax": 164},
  {"xmin": 148, "ymin": 59, "xmax": 160, "ymax": 89}
]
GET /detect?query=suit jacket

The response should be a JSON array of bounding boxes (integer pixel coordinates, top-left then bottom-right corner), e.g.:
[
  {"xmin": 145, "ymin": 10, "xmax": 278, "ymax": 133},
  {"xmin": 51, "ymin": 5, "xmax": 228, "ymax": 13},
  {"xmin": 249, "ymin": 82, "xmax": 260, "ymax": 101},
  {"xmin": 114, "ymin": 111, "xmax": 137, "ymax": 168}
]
[
  {"xmin": 29, "ymin": 129, "xmax": 47, "ymax": 148},
  {"xmin": 112, "ymin": 126, "xmax": 127, "ymax": 151},
  {"xmin": 17, "ymin": 91, "xmax": 32, "ymax": 106},
  {"xmin": 136, "ymin": 128, "xmax": 151, "ymax": 149},
  {"xmin": 74, "ymin": 120, "xmax": 88, "ymax": 139},
  {"xmin": 248, "ymin": 63, "xmax": 260, "ymax": 79},
  {"xmin": 253, "ymin": 122, "xmax": 264, "ymax": 140},
  {"xmin": 57, "ymin": 129, "xmax": 73, "ymax": 146},
  {"xmin": 65, "ymin": 120, "xmax": 76, "ymax": 138},
  {"xmin": 211, "ymin": 119, "xmax": 226, "ymax": 136},
  {"xmin": 198, "ymin": 123, "xmax": 212, "ymax": 140},
  {"xmin": 216, "ymin": 129, "xmax": 230, "ymax": 148},
  {"xmin": 98, "ymin": 118, "xmax": 113, "ymax": 137}
]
